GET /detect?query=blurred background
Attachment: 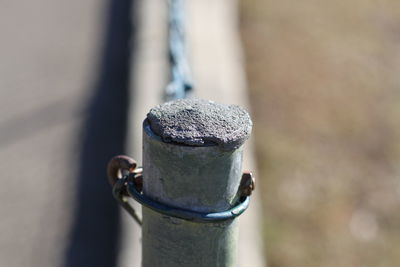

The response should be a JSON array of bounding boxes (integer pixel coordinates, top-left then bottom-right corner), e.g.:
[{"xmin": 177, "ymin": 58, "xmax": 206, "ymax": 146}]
[
  {"xmin": 241, "ymin": 0, "xmax": 400, "ymax": 266},
  {"xmin": 2, "ymin": 0, "xmax": 400, "ymax": 266}
]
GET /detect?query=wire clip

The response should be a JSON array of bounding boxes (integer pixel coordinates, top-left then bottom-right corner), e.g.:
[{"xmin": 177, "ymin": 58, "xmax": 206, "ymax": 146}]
[{"xmin": 107, "ymin": 155, "xmax": 255, "ymax": 226}]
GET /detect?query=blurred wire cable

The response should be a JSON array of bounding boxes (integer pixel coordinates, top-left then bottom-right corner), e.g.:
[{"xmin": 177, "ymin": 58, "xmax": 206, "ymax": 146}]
[{"xmin": 164, "ymin": 0, "xmax": 193, "ymax": 100}]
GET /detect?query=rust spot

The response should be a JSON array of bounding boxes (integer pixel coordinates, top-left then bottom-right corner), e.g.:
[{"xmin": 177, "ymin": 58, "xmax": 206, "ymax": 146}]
[
  {"xmin": 240, "ymin": 171, "xmax": 255, "ymax": 197},
  {"xmin": 107, "ymin": 155, "xmax": 137, "ymax": 186}
]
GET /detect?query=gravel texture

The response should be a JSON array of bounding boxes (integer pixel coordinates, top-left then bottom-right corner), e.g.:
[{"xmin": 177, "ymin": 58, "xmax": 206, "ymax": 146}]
[{"xmin": 146, "ymin": 98, "xmax": 252, "ymax": 150}]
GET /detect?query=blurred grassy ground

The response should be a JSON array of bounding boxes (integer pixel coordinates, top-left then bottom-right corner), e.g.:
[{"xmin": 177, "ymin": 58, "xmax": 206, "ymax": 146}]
[{"xmin": 240, "ymin": 0, "xmax": 400, "ymax": 266}]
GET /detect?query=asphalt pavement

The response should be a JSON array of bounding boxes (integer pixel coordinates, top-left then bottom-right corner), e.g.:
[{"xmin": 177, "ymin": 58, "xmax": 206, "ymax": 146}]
[{"xmin": 0, "ymin": 1, "xmax": 136, "ymax": 266}]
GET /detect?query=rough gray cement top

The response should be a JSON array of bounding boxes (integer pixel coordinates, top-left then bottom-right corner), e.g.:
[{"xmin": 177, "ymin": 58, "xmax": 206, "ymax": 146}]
[{"xmin": 146, "ymin": 98, "xmax": 252, "ymax": 151}]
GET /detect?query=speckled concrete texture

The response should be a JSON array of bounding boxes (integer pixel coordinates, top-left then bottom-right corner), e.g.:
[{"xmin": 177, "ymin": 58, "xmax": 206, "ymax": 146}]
[{"xmin": 146, "ymin": 98, "xmax": 252, "ymax": 150}]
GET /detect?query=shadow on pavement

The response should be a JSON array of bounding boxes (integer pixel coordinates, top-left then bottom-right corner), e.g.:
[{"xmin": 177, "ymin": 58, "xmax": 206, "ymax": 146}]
[{"xmin": 64, "ymin": 0, "xmax": 136, "ymax": 266}]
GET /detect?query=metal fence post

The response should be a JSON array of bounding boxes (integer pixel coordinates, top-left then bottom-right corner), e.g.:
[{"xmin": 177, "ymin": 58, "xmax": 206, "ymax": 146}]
[{"xmin": 141, "ymin": 98, "xmax": 252, "ymax": 267}]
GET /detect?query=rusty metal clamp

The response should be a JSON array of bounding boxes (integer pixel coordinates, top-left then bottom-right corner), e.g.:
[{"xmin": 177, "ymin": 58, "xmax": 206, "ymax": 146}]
[
  {"xmin": 107, "ymin": 155, "xmax": 143, "ymax": 226},
  {"xmin": 107, "ymin": 155, "xmax": 255, "ymax": 226}
]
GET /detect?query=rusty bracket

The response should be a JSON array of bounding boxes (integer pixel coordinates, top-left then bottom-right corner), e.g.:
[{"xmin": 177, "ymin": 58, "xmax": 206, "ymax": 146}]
[
  {"xmin": 107, "ymin": 155, "xmax": 143, "ymax": 226},
  {"xmin": 239, "ymin": 171, "xmax": 256, "ymax": 197}
]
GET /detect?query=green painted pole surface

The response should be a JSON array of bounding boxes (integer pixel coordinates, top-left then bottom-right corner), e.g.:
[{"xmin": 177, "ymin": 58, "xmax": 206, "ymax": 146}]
[{"xmin": 141, "ymin": 99, "xmax": 252, "ymax": 267}]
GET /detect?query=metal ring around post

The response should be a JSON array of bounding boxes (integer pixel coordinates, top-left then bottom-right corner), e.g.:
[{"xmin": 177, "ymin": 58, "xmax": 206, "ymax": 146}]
[{"xmin": 125, "ymin": 178, "xmax": 250, "ymax": 223}]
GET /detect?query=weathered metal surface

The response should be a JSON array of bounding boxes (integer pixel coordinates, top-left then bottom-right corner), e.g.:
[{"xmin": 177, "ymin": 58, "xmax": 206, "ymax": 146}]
[{"xmin": 141, "ymin": 98, "xmax": 252, "ymax": 267}]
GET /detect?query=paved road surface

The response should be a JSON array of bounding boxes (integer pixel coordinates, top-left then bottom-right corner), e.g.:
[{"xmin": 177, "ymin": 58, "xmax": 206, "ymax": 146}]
[{"xmin": 0, "ymin": 1, "xmax": 135, "ymax": 266}]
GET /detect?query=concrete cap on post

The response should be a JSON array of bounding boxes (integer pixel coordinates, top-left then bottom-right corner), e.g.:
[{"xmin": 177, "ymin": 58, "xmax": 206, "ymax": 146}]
[
  {"xmin": 147, "ymin": 98, "xmax": 252, "ymax": 151},
  {"xmin": 142, "ymin": 98, "xmax": 252, "ymax": 267}
]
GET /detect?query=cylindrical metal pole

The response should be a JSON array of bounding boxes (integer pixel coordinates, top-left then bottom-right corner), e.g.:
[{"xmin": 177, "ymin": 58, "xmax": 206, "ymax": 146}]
[{"xmin": 142, "ymin": 99, "xmax": 252, "ymax": 267}]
